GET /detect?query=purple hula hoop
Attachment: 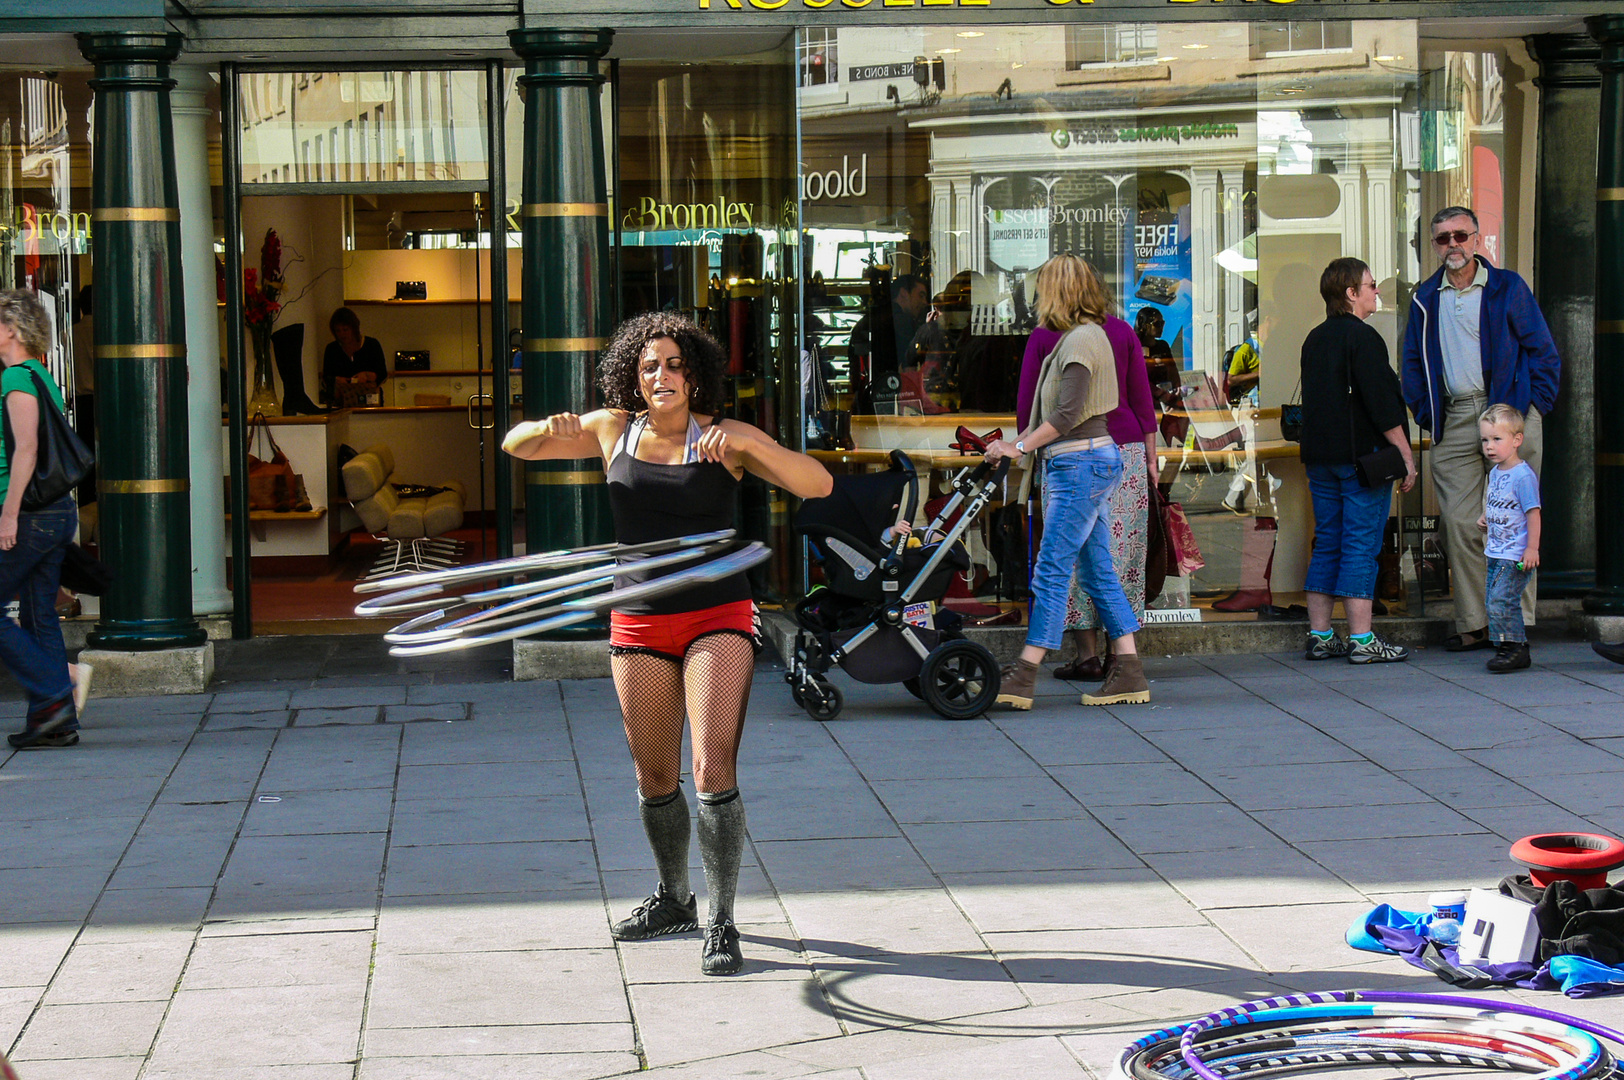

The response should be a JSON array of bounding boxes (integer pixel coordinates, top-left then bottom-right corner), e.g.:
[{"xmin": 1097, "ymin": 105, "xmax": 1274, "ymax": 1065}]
[{"xmin": 1175, "ymin": 990, "xmax": 1624, "ymax": 1080}]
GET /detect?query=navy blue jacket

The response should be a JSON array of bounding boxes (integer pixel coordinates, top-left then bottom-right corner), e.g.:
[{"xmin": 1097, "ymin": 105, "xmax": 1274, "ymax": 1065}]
[{"xmin": 1400, "ymin": 255, "xmax": 1561, "ymax": 438}]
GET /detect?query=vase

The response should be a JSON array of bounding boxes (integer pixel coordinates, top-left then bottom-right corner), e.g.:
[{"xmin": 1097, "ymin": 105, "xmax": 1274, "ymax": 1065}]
[{"xmin": 248, "ymin": 326, "xmax": 282, "ymax": 417}]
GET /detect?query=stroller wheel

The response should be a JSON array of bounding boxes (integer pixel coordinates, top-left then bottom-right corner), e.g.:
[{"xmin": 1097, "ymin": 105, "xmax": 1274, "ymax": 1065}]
[
  {"xmin": 919, "ymin": 639, "xmax": 1000, "ymax": 720},
  {"xmin": 902, "ymin": 676, "xmax": 925, "ymax": 701},
  {"xmin": 803, "ymin": 678, "xmax": 843, "ymax": 722}
]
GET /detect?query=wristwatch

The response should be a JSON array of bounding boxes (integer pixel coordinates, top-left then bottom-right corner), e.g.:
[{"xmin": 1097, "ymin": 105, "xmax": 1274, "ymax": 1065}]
[{"xmin": 1015, "ymin": 440, "xmax": 1026, "ymax": 455}]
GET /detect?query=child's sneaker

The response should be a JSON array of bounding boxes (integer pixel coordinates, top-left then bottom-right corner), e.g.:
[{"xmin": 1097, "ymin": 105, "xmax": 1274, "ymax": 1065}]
[
  {"xmin": 1487, "ymin": 642, "xmax": 1531, "ymax": 673},
  {"xmin": 1304, "ymin": 632, "xmax": 1352, "ymax": 661},
  {"xmin": 1348, "ymin": 634, "xmax": 1409, "ymax": 664}
]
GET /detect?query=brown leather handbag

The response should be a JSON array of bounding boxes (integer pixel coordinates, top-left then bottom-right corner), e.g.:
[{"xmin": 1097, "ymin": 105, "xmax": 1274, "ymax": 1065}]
[{"xmin": 246, "ymin": 410, "xmax": 299, "ymax": 512}]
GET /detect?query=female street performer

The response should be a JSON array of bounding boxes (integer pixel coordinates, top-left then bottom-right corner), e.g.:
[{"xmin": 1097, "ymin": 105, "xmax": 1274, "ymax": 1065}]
[{"xmin": 503, "ymin": 311, "xmax": 832, "ymax": 975}]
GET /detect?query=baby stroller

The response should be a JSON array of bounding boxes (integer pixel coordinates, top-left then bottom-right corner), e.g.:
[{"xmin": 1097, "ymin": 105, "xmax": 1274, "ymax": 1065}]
[{"xmin": 787, "ymin": 451, "xmax": 1008, "ymax": 721}]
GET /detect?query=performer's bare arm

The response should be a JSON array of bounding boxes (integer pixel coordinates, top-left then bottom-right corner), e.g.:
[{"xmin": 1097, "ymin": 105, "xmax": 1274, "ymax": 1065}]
[
  {"xmin": 502, "ymin": 410, "xmax": 626, "ymax": 461},
  {"xmin": 694, "ymin": 419, "xmax": 834, "ymax": 500}
]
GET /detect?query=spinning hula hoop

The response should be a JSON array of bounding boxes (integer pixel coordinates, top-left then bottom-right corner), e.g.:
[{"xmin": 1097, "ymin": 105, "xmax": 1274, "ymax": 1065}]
[{"xmin": 1114, "ymin": 992, "xmax": 1624, "ymax": 1080}]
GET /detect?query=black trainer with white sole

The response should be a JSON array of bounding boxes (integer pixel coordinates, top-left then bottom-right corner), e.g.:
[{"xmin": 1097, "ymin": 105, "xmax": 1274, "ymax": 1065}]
[
  {"xmin": 701, "ymin": 920, "xmax": 743, "ymax": 975},
  {"xmin": 610, "ymin": 890, "xmax": 698, "ymax": 941}
]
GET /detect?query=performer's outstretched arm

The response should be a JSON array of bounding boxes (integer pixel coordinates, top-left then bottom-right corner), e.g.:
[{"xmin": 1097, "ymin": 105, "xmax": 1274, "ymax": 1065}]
[{"xmin": 503, "ymin": 409, "xmax": 624, "ymax": 462}]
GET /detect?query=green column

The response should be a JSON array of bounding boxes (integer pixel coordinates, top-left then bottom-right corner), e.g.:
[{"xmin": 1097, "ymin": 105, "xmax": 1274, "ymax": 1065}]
[
  {"xmin": 1529, "ymin": 34, "xmax": 1600, "ymax": 588},
  {"xmin": 509, "ymin": 28, "xmax": 615, "ymax": 557},
  {"xmin": 1590, "ymin": 15, "xmax": 1624, "ymax": 618},
  {"xmin": 77, "ymin": 32, "xmax": 205, "ymax": 650}
]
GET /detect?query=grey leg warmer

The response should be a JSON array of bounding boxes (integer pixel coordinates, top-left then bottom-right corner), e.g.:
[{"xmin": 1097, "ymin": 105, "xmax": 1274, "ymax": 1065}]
[
  {"xmin": 696, "ymin": 787, "xmax": 746, "ymax": 926},
  {"xmin": 640, "ymin": 787, "xmax": 692, "ymax": 899}
]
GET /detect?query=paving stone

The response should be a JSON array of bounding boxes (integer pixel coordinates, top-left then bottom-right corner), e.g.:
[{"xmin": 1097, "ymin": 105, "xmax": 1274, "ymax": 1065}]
[
  {"xmin": 10, "ymin": 999, "xmax": 169, "ymax": 1060},
  {"xmin": 145, "ymin": 983, "xmax": 366, "ymax": 1069},
  {"xmin": 388, "ymin": 794, "xmax": 589, "ymax": 847},
  {"xmin": 203, "ymin": 712, "xmax": 291, "ymax": 731},
  {"xmin": 291, "ymin": 686, "xmax": 410, "ymax": 708},
  {"xmin": 383, "ymin": 840, "xmax": 598, "ymax": 896},
  {"xmin": 43, "ymin": 932, "xmax": 195, "ymax": 1005},
  {"xmin": 1250, "ymin": 800, "xmax": 1486, "ymax": 844},
  {"xmin": 4, "ymin": 1058, "xmax": 146, "ymax": 1080},
  {"xmin": 367, "ymin": 949, "xmax": 628, "ymax": 1029},
  {"xmin": 1137, "ymin": 848, "xmax": 1367, "ymax": 910},
  {"xmin": 209, "ymin": 690, "xmax": 293, "ymax": 713},
  {"xmin": 777, "ymin": 889, "xmax": 986, "ymax": 957},
  {"xmin": 374, "ymin": 893, "xmax": 610, "ymax": 953},
  {"xmin": 1202, "ymin": 901, "xmax": 1382, "ymax": 973},
  {"xmin": 383, "ymin": 702, "xmax": 470, "ymax": 724},
  {"xmin": 363, "ymin": 1022, "xmax": 634, "ymax": 1057},
  {"xmin": 1199, "ymin": 762, "xmax": 1432, "ymax": 812},
  {"xmin": 1093, "ymin": 802, "xmax": 1284, "ymax": 853},
  {"xmin": 179, "ymin": 930, "xmax": 374, "ymax": 989},
  {"xmin": 0, "ymin": 923, "xmax": 79, "ymax": 987},
  {"xmin": 988, "ymin": 923, "xmax": 1259, "ymax": 1005},
  {"xmin": 902, "ymin": 818, "xmax": 1143, "ymax": 874},
  {"xmin": 753, "ymin": 837, "xmax": 939, "ymax": 893},
  {"xmin": 82, "ymin": 888, "xmax": 215, "ymax": 939},
  {"xmin": 357, "ymin": 1053, "xmax": 642, "ymax": 1080},
  {"xmin": 292, "ymin": 706, "xmax": 383, "ymax": 726},
  {"xmin": 863, "ymin": 1034, "xmax": 1089, "ymax": 1080},
  {"xmin": 944, "ymin": 869, "xmax": 1206, "ymax": 933},
  {"xmin": 630, "ymin": 978, "xmax": 843, "ymax": 1068},
  {"xmin": 1047, "ymin": 762, "xmax": 1224, "ymax": 807},
  {"xmin": 394, "ymin": 760, "xmax": 583, "ymax": 801},
  {"xmin": 810, "ymin": 947, "xmax": 1029, "ymax": 1031}
]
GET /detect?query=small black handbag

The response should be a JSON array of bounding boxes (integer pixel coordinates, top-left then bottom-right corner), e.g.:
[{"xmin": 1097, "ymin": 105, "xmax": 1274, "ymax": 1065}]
[
  {"xmin": 1356, "ymin": 444, "xmax": 1408, "ymax": 488},
  {"xmin": 1, "ymin": 364, "xmax": 94, "ymax": 511}
]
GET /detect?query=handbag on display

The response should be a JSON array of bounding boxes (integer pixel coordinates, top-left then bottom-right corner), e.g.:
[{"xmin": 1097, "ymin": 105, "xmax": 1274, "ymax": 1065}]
[
  {"xmin": 1163, "ymin": 498, "xmax": 1205, "ymax": 577},
  {"xmin": 246, "ymin": 410, "xmax": 300, "ymax": 512},
  {"xmin": 0, "ymin": 364, "xmax": 94, "ymax": 511},
  {"xmin": 1144, "ymin": 484, "xmax": 1171, "ymax": 604},
  {"xmin": 1280, "ymin": 377, "xmax": 1304, "ymax": 442}
]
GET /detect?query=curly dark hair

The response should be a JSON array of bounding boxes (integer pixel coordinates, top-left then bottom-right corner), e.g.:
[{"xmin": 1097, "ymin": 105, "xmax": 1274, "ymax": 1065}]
[{"xmin": 597, "ymin": 311, "xmax": 729, "ymax": 416}]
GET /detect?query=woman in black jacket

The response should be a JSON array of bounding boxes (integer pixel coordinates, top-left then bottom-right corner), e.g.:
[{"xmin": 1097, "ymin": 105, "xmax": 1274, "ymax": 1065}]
[{"xmin": 1299, "ymin": 258, "xmax": 1416, "ymax": 664}]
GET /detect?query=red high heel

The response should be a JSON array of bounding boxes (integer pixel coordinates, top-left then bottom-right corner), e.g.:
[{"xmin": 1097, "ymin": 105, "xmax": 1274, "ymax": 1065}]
[{"xmin": 949, "ymin": 426, "xmax": 1004, "ymax": 454}]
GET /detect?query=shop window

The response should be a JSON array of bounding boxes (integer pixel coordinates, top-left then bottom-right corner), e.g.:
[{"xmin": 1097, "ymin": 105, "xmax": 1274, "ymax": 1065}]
[
  {"xmin": 799, "ymin": 28, "xmax": 838, "ymax": 88},
  {"xmin": 1250, "ymin": 21, "xmax": 1353, "ymax": 59},
  {"xmin": 1066, "ymin": 25, "xmax": 1158, "ymax": 68}
]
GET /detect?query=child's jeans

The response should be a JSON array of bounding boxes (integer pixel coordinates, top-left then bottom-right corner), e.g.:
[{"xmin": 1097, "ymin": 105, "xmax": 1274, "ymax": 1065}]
[{"xmin": 1486, "ymin": 557, "xmax": 1531, "ymax": 644}]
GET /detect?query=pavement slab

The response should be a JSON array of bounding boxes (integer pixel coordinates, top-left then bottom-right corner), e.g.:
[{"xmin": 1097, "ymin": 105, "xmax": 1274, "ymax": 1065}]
[{"xmin": 7, "ymin": 638, "xmax": 1624, "ymax": 1078}]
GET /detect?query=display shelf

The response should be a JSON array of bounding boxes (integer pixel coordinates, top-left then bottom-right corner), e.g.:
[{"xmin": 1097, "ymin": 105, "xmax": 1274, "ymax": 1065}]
[{"xmin": 227, "ymin": 508, "xmax": 327, "ymax": 521}]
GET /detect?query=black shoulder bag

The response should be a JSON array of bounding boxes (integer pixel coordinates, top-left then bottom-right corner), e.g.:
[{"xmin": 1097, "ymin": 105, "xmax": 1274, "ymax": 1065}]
[
  {"xmin": 1, "ymin": 364, "xmax": 95, "ymax": 511},
  {"xmin": 1348, "ymin": 357, "xmax": 1406, "ymax": 488}
]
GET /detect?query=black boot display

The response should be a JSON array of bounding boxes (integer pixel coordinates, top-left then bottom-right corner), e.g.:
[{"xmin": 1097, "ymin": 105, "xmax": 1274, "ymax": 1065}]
[{"xmin": 271, "ymin": 324, "xmax": 327, "ymax": 415}]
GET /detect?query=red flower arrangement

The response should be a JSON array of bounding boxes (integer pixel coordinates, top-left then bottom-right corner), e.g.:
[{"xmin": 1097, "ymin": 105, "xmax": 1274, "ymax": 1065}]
[{"xmin": 245, "ymin": 229, "xmax": 285, "ymax": 328}]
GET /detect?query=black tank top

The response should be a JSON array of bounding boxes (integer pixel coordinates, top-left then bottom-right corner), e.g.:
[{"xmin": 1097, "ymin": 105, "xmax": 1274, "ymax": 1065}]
[{"xmin": 605, "ymin": 413, "xmax": 749, "ymax": 615}]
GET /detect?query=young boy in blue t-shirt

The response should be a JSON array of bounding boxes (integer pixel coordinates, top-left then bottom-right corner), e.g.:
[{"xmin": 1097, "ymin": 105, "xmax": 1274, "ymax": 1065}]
[{"xmin": 1476, "ymin": 404, "xmax": 1541, "ymax": 674}]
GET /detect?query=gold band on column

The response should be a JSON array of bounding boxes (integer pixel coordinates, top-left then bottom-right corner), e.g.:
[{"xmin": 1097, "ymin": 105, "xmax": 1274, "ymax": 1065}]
[
  {"xmin": 523, "ymin": 202, "xmax": 608, "ymax": 217},
  {"xmin": 1600, "ymin": 321, "xmax": 1624, "ymax": 334},
  {"xmin": 96, "ymin": 343, "xmax": 187, "ymax": 359},
  {"xmin": 100, "ymin": 478, "xmax": 190, "ymax": 494},
  {"xmin": 1601, "ymin": 188, "xmax": 1624, "ymax": 201},
  {"xmin": 526, "ymin": 470, "xmax": 606, "ymax": 486},
  {"xmin": 91, "ymin": 207, "xmax": 180, "ymax": 222},
  {"xmin": 523, "ymin": 337, "xmax": 606, "ymax": 352},
  {"xmin": 1601, "ymin": 453, "xmax": 1624, "ymax": 468}
]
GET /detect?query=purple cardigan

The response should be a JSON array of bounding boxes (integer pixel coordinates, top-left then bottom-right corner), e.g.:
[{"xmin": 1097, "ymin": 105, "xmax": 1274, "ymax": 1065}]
[{"xmin": 1016, "ymin": 316, "xmax": 1157, "ymax": 446}]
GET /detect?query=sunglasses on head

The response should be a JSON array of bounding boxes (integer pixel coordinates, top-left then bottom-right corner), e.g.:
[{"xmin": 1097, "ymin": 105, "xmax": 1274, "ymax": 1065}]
[{"xmin": 1433, "ymin": 229, "xmax": 1476, "ymax": 246}]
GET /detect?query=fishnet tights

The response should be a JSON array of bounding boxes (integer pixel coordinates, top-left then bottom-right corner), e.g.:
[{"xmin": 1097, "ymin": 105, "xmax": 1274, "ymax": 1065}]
[{"xmin": 610, "ymin": 633, "xmax": 756, "ymax": 797}]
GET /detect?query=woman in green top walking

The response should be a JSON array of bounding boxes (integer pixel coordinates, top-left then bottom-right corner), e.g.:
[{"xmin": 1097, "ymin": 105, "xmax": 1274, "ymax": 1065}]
[{"xmin": 0, "ymin": 290, "xmax": 80, "ymax": 748}]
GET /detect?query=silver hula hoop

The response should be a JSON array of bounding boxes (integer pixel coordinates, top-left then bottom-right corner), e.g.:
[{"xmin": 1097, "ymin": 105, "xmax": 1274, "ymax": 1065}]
[{"xmin": 372, "ymin": 535, "xmax": 770, "ymax": 658}]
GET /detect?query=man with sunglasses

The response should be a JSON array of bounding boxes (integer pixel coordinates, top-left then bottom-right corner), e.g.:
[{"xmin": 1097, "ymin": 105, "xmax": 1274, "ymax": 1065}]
[{"xmin": 1401, "ymin": 206, "xmax": 1561, "ymax": 652}]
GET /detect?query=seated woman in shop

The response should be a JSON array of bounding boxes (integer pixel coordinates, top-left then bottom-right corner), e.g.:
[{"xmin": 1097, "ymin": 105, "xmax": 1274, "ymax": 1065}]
[{"xmin": 322, "ymin": 307, "xmax": 387, "ymax": 407}]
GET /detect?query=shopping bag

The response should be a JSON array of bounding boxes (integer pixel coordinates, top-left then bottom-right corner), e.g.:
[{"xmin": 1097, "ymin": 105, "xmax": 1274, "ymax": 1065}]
[{"xmin": 1163, "ymin": 498, "xmax": 1205, "ymax": 577}]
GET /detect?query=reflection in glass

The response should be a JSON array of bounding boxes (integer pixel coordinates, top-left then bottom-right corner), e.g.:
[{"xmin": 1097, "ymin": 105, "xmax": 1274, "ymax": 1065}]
[{"xmin": 238, "ymin": 70, "xmax": 489, "ymax": 185}]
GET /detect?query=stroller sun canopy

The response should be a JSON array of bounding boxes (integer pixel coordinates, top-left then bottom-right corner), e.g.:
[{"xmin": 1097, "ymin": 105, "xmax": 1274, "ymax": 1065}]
[{"xmin": 795, "ymin": 469, "xmax": 911, "ymax": 547}]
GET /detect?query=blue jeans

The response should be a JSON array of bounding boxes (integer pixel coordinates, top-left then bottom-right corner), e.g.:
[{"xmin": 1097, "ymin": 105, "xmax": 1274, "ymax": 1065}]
[
  {"xmin": 1487, "ymin": 557, "xmax": 1531, "ymax": 644},
  {"xmin": 0, "ymin": 495, "xmax": 76, "ymax": 719},
  {"xmin": 1028, "ymin": 445, "xmax": 1141, "ymax": 650},
  {"xmin": 1304, "ymin": 464, "xmax": 1391, "ymax": 601}
]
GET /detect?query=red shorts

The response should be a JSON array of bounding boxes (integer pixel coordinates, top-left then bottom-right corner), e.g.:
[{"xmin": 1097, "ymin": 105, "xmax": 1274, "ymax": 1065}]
[{"xmin": 609, "ymin": 600, "xmax": 760, "ymax": 661}]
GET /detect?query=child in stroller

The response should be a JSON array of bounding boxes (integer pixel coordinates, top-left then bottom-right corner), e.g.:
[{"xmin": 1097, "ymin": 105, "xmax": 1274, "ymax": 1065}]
[{"xmin": 787, "ymin": 451, "xmax": 1009, "ymax": 720}]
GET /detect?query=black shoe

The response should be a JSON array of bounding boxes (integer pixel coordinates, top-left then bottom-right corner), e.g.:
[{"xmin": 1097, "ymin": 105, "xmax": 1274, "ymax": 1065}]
[
  {"xmin": 8, "ymin": 698, "xmax": 78, "ymax": 749},
  {"xmin": 1487, "ymin": 642, "xmax": 1531, "ymax": 674},
  {"xmin": 1595, "ymin": 640, "xmax": 1624, "ymax": 666},
  {"xmin": 1445, "ymin": 628, "xmax": 1493, "ymax": 652},
  {"xmin": 701, "ymin": 920, "xmax": 743, "ymax": 976},
  {"xmin": 610, "ymin": 890, "xmax": 698, "ymax": 941}
]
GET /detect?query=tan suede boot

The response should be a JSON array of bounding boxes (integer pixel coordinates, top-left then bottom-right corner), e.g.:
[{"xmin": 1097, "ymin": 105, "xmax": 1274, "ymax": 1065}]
[
  {"xmin": 995, "ymin": 658, "xmax": 1040, "ymax": 710},
  {"xmin": 1081, "ymin": 654, "xmax": 1150, "ymax": 706}
]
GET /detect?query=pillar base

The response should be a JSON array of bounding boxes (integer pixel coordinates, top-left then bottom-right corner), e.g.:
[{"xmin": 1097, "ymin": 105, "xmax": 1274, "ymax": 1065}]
[
  {"xmin": 513, "ymin": 638, "xmax": 610, "ymax": 681},
  {"xmin": 86, "ymin": 620, "xmax": 209, "ymax": 650},
  {"xmin": 1582, "ymin": 588, "xmax": 1624, "ymax": 618},
  {"xmin": 1571, "ymin": 609, "xmax": 1624, "ymax": 641},
  {"xmin": 78, "ymin": 642, "xmax": 214, "ymax": 697}
]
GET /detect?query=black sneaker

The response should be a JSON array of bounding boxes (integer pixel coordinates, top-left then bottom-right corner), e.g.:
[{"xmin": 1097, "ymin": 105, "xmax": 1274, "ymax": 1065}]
[
  {"xmin": 8, "ymin": 699, "xmax": 78, "ymax": 749},
  {"xmin": 610, "ymin": 890, "xmax": 698, "ymax": 941},
  {"xmin": 701, "ymin": 920, "xmax": 743, "ymax": 976},
  {"xmin": 1487, "ymin": 642, "xmax": 1531, "ymax": 674}
]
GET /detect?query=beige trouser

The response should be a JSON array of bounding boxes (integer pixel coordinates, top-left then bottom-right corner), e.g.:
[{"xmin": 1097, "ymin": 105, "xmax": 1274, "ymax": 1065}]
[{"xmin": 1430, "ymin": 394, "xmax": 1542, "ymax": 633}]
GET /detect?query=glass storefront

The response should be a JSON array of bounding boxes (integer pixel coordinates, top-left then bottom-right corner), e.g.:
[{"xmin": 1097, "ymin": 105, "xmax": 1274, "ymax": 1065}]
[{"xmin": 796, "ymin": 21, "xmax": 1534, "ymax": 628}]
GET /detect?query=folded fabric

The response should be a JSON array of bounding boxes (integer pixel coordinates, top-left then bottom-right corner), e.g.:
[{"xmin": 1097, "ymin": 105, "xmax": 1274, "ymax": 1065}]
[{"xmin": 1350, "ymin": 902, "xmax": 1624, "ymax": 998}]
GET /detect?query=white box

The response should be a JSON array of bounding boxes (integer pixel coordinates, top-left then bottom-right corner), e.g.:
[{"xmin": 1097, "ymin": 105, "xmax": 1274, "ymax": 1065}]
[{"xmin": 1458, "ymin": 888, "xmax": 1540, "ymax": 965}]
